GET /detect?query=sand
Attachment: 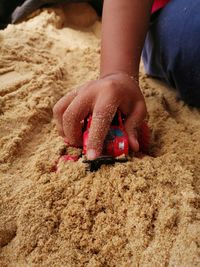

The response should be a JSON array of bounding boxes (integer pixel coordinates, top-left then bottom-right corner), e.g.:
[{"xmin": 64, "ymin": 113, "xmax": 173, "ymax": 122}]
[{"xmin": 0, "ymin": 3, "xmax": 200, "ymax": 267}]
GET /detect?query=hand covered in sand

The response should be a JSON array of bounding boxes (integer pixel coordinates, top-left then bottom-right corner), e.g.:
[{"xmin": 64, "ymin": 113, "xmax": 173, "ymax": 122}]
[{"xmin": 53, "ymin": 72, "xmax": 147, "ymax": 160}]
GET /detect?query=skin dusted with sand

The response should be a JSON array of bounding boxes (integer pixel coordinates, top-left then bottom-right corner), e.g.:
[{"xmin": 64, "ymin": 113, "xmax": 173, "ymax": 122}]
[
  {"xmin": 53, "ymin": 0, "xmax": 154, "ymax": 160},
  {"xmin": 0, "ymin": 3, "xmax": 200, "ymax": 267}
]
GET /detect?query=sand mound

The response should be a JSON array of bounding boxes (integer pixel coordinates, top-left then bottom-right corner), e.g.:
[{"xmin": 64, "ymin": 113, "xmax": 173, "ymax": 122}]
[{"xmin": 0, "ymin": 4, "xmax": 200, "ymax": 267}]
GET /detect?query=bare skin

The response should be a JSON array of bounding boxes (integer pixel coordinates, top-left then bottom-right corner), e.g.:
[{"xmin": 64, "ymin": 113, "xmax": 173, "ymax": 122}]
[{"xmin": 53, "ymin": 0, "xmax": 154, "ymax": 160}]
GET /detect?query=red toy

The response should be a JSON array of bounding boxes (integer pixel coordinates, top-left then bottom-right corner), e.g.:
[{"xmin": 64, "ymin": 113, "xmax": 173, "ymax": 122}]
[
  {"xmin": 83, "ymin": 111, "xmax": 129, "ymax": 158},
  {"xmin": 82, "ymin": 111, "xmax": 150, "ymax": 171},
  {"xmin": 83, "ymin": 110, "xmax": 150, "ymax": 156},
  {"xmin": 54, "ymin": 110, "xmax": 150, "ymax": 172}
]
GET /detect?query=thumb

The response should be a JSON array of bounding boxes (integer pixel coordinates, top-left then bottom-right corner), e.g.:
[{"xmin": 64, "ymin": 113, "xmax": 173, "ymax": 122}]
[
  {"xmin": 125, "ymin": 119, "xmax": 139, "ymax": 152},
  {"xmin": 124, "ymin": 102, "xmax": 147, "ymax": 152}
]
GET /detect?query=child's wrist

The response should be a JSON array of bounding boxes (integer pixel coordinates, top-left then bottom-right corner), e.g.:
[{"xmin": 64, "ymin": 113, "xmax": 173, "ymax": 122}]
[{"xmin": 100, "ymin": 71, "xmax": 139, "ymax": 85}]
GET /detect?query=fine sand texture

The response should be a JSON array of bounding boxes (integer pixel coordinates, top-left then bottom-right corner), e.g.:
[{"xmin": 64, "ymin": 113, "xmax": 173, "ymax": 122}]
[{"xmin": 0, "ymin": 4, "xmax": 200, "ymax": 267}]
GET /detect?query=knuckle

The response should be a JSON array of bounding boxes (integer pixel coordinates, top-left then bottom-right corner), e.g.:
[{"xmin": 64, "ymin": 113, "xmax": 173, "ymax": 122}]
[
  {"xmin": 53, "ymin": 103, "xmax": 62, "ymax": 119},
  {"xmin": 92, "ymin": 111, "xmax": 113, "ymax": 127},
  {"xmin": 62, "ymin": 110, "xmax": 73, "ymax": 125},
  {"xmin": 62, "ymin": 110, "xmax": 80, "ymax": 135},
  {"xmin": 93, "ymin": 110, "xmax": 107, "ymax": 120},
  {"xmin": 103, "ymin": 79, "xmax": 118, "ymax": 90}
]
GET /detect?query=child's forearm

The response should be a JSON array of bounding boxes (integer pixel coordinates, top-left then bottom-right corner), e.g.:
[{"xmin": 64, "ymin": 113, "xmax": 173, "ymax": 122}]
[{"xmin": 100, "ymin": 0, "xmax": 154, "ymax": 79}]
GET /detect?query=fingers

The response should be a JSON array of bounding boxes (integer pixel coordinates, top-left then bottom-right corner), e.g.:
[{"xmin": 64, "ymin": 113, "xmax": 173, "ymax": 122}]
[
  {"xmin": 53, "ymin": 91, "xmax": 78, "ymax": 137},
  {"xmin": 62, "ymin": 94, "xmax": 91, "ymax": 146},
  {"xmin": 53, "ymin": 81, "xmax": 94, "ymax": 137},
  {"xmin": 86, "ymin": 98, "xmax": 117, "ymax": 160},
  {"xmin": 124, "ymin": 100, "xmax": 147, "ymax": 152},
  {"xmin": 53, "ymin": 78, "xmax": 147, "ymax": 158}
]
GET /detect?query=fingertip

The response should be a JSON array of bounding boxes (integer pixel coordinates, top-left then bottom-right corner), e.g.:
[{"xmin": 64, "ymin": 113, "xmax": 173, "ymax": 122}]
[
  {"xmin": 54, "ymin": 120, "xmax": 64, "ymax": 137},
  {"xmin": 58, "ymin": 129, "xmax": 65, "ymax": 138},
  {"xmin": 87, "ymin": 149, "xmax": 99, "ymax": 160},
  {"xmin": 64, "ymin": 138, "xmax": 70, "ymax": 145},
  {"xmin": 125, "ymin": 123, "xmax": 139, "ymax": 152},
  {"xmin": 129, "ymin": 135, "xmax": 139, "ymax": 152},
  {"xmin": 63, "ymin": 132, "xmax": 82, "ymax": 147}
]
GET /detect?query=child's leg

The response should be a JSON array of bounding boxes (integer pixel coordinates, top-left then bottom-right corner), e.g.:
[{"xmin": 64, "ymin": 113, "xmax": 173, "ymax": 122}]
[{"xmin": 142, "ymin": 0, "xmax": 200, "ymax": 107}]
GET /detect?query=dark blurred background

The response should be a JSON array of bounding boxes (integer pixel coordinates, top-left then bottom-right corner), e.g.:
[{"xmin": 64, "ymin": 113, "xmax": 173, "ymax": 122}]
[{"xmin": 0, "ymin": 0, "xmax": 103, "ymax": 29}]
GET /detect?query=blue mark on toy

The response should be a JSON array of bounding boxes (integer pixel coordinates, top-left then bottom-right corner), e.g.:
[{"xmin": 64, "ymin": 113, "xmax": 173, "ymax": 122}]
[{"xmin": 110, "ymin": 128, "xmax": 123, "ymax": 137}]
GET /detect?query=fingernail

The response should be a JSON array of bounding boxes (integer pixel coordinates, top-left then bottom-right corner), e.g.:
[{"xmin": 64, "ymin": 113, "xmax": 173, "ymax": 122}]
[
  {"xmin": 87, "ymin": 149, "xmax": 97, "ymax": 160},
  {"xmin": 134, "ymin": 135, "xmax": 139, "ymax": 145},
  {"xmin": 64, "ymin": 138, "xmax": 69, "ymax": 145}
]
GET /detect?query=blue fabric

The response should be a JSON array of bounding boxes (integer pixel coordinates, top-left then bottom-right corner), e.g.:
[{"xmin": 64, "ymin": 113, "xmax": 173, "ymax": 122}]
[{"xmin": 142, "ymin": 0, "xmax": 200, "ymax": 107}]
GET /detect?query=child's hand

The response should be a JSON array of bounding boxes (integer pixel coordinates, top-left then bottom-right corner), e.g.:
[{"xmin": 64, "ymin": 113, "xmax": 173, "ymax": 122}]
[
  {"xmin": 53, "ymin": 72, "xmax": 147, "ymax": 160},
  {"xmin": 53, "ymin": 0, "xmax": 153, "ymax": 160}
]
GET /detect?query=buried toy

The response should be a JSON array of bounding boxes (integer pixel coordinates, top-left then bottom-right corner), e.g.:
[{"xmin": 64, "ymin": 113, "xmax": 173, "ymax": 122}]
[{"xmin": 56, "ymin": 111, "xmax": 150, "ymax": 172}]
